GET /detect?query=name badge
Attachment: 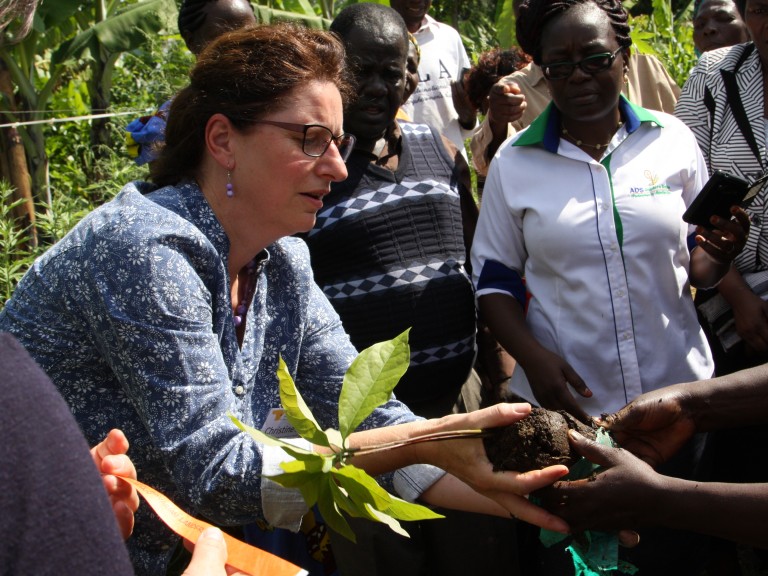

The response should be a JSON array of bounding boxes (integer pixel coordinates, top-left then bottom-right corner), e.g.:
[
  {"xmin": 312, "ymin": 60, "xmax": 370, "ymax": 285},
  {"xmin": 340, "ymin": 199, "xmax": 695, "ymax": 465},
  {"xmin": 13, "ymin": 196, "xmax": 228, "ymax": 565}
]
[{"xmin": 261, "ymin": 408, "xmax": 297, "ymax": 439}]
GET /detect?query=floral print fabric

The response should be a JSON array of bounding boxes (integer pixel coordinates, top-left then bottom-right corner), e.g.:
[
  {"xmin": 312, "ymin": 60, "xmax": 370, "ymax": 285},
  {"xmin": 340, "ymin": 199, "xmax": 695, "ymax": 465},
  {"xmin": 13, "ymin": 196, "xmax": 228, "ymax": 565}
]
[{"xmin": 0, "ymin": 180, "xmax": 417, "ymax": 574}]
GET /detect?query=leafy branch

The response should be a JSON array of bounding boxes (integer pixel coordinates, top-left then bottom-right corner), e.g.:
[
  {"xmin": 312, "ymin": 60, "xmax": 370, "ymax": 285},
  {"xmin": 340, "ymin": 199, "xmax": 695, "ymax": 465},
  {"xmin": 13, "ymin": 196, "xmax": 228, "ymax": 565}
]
[{"xmin": 229, "ymin": 328, "xmax": 483, "ymax": 541}]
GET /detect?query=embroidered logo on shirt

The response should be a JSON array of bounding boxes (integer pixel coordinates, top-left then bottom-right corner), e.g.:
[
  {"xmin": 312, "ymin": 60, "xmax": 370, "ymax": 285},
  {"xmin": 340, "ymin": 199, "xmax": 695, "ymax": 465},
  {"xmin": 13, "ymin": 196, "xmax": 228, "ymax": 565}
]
[{"xmin": 629, "ymin": 170, "xmax": 671, "ymax": 197}]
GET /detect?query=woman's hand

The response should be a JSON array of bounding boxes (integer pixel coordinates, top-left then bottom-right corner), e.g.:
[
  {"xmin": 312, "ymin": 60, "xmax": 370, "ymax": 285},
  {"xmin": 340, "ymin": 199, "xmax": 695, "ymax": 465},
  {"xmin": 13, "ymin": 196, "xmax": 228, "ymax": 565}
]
[
  {"xmin": 694, "ymin": 205, "xmax": 750, "ymax": 264},
  {"xmin": 535, "ymin": 430, "xmax": 666, "ymax": 533},
  {"xmin": 90, "ymin": 428, "xmax": 140, "ymax": 539},
  {"xmin": 418, "ymin": 403, "xmax": 571, "ymax": 533},
  {"xmin": 522, "ymin": 347, "xmax": 592, "ymax": 422},
  {"xmin": 597, "ymin": 387, "xmax": 696, "ymax": 466},
  {"xmin": 183, "ymin": 528, "xmax": 252, "ymax": 576}
]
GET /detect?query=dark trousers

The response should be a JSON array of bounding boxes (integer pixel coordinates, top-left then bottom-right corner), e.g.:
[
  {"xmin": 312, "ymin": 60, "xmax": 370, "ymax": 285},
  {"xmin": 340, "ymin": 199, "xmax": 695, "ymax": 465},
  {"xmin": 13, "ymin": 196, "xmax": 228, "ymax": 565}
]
[{"xmin": 330, "ymin": 511, "xmax": 520, "ymax": 576}]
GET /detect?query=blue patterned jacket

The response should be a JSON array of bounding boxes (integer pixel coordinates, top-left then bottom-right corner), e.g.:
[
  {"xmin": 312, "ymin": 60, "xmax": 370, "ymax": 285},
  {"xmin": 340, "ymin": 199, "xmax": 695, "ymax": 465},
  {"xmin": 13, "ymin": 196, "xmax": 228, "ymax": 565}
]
[{"xmin": 0, "ymin": 180, "xmax": 423, "ymax": 574}]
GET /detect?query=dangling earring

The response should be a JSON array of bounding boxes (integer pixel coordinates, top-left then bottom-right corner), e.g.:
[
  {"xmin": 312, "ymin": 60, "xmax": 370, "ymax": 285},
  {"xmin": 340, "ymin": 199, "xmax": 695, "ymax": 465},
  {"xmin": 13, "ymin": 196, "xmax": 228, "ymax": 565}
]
[
  {"xmin": 623, "ymin": 68, "xmax": 629, "ymax": 86},
  {"xmin": 226, "ymin": 169, "xmax": 234, "ymax": 198}
]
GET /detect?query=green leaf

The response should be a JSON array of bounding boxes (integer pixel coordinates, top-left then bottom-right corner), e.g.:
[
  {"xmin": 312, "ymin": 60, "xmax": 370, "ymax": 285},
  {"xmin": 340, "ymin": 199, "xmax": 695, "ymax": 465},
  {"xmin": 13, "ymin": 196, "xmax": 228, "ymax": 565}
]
[
  {"xmin": 331, "ymin": 465, "xmax": 393, "ymax": 510},
  {"xmin": 51, "ymin": 0, "xmax": 177, "ymax": 67},
  {"xmin": 332, "ymin": 465, "xmax": 443, "ymax": 522},
  {"xmin": 277, "ymin": 356, "xmax": 331, "ymax": 448},
  {"xmin": 266, "ymin": 469, "xmax": 320, "ymax": 489},
  {"xmin": 328, "ymin": 479, "xmax": 376, "ymax": 520},
  {"xmin": 324, "ymin": 428, "xmax": 344, "ymax": 451},
  {"xmin": 364, "ymin": 504, "xmax": 409, "ymax": 538},
  {"xmin": 338, "ymin": 328, "xmax": 411, "ymax": 438},
  {"xmin": 382, "ymin": 494, "xmax": 445, "ymax": 522},
  {"xmin": 298, "ymin": 480, "xmax": 322, "ymax": 508},
  {"xmin": 282, "ymin": 0, "xmax": 317, "ymax": 16},
  {"xmin": 228, "ymin": 412, "xmax": 315, "ymax": 460},
  {"xmin": 280, "ymin": 455, "xmax": 332, "ymax": 475},
  {"xmin": 316, "ymin": 479, "xmax": 356, "ymax": 542},
  {"xmin": 494, "ymin": 0, "xmax": 516, "ymax": 49},
  {"xmin": 252, "ymin": 6, "xmax": 330, "ymax": 29}
]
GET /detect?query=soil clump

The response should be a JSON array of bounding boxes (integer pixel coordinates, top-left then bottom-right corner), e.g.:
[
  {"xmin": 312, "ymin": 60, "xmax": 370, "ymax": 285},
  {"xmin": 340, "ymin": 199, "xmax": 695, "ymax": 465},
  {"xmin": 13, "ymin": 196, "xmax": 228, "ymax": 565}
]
[{"xmin": 484, "ymin": 407, "xmax": 598, "ymax": 472}]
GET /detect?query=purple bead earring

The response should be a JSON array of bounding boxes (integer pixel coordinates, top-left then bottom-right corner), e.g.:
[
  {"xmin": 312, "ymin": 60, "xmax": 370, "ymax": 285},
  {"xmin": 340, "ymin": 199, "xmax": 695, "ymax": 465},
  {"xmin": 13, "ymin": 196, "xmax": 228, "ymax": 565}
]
[{"xmin": 226, "ymin": 169, "xmax": 234, "ymax": 198}]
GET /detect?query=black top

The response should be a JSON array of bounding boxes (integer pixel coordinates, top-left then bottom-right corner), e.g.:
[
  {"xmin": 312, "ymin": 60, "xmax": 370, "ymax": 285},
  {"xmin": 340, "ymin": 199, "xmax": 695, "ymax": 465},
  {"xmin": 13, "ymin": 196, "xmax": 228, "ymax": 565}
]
[{"xmin": 0, "ymin": 332, "xmax": 134, "ymax": 576}]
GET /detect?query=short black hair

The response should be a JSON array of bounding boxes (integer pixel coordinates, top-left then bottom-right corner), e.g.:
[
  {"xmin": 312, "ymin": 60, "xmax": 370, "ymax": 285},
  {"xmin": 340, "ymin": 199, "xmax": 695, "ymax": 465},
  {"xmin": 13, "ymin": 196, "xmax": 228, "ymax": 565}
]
[
  {"xmin": 516, "ymin": 0, "xmax": 632, "ymax": 64},
  {"xmin": 330, "ymin": 3, "xmax": 409, "ymax": 48}
]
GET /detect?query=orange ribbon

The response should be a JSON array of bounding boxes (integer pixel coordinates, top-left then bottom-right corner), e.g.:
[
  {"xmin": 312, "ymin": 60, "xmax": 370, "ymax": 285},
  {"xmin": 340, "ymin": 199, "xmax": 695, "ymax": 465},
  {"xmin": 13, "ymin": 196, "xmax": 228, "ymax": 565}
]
[{"xmin": 119, "ymin": 476, "xmax": 308, "ymax": 576}]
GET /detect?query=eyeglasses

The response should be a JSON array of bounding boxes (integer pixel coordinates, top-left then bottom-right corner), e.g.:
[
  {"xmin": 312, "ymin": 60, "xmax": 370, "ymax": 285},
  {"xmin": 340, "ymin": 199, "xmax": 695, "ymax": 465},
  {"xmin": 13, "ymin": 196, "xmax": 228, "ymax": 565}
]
[
  {"xmin": 541, "ymin": 47, "xmax": 624, "ymax": 80},
  {"xmin": 252, "ymin": 120, "xmax": 356, "ymax": 162}
]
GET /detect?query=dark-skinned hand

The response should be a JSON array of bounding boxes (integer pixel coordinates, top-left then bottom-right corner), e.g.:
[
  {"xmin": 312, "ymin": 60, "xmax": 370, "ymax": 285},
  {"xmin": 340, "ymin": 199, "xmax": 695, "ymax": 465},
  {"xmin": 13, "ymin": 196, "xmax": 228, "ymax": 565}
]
[
  {"xmin": 694, "ymin": 205, "xmax": 750, "ymax": 264},
  {"xmin": 486, "ymin": 77, "xmax": 526, "ymax": 138},
  {"xmin": 522, "ymin": 346, "xmax": 592, "ymax": 423},
  {"xmin": 451, "ymin": 78, "xmax": 477, "ymax": 129},
  {"xmin": 536, "ymin": 430, "xmax": 664, "ymax": 534},
  {"xmin": 596, "ymin": 387, "xmax": 697, "ymax": 467}
]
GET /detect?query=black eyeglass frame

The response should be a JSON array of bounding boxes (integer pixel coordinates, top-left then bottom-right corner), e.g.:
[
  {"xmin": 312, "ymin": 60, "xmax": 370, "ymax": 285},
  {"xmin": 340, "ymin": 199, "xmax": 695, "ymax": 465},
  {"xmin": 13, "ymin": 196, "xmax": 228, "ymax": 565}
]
[
  {"xmin": 252, "ymin": 120, "xmax": 356, "ymax": 162},
  {"xmin": 541, "ymin": 47, "xmax": 624, "ymax": 80}
]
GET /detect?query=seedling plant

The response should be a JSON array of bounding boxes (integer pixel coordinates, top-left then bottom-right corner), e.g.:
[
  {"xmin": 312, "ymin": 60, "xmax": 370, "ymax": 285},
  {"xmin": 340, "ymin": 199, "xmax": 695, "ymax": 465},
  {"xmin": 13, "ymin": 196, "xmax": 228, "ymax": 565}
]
[{"xmin": 229, "ymin": 328, "xmax": 484, "ymax": 542}]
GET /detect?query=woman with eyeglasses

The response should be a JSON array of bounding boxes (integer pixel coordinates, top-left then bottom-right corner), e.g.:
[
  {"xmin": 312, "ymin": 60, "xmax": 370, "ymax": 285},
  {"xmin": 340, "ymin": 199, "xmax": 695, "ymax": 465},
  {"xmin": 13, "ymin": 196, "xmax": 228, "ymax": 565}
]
[
  {"xmin": 471, "ymin": 0, "xmax": 749, "ymax": 572},
  {"xmin": 0, "ymin": 24, "xmax": 574, "ymax": 576}
]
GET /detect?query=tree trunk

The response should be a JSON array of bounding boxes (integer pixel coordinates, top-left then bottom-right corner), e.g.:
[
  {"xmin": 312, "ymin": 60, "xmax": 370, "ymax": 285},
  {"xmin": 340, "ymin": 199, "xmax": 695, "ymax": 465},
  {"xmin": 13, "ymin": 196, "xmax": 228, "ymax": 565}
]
[{"xmin": 0, "ymin": 60, "xmax": 36, "ymax": 247}]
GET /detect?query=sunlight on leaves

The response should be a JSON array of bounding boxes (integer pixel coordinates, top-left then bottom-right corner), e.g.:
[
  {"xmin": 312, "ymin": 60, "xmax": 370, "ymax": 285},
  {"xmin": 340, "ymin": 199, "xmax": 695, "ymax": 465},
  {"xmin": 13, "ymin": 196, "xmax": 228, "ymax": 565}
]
[
  {"xmin": 364, "ymin": 505, "xmax": 410, "ymax": 538},
  {"xmin": 228, "ymin": 413, "xmax": 315, "ymax": 460},
  {"xmin": 277, "ymin": 356, "xmax": 331, "ymax": 448},
  {"xmin": 231, "ymin": 330, "xmax": 448, "ymax": 541},
  {"xmin": 338, "ymin": 328, "xmax": 410, "ymax": 438},
  {"xmin": 332, "ymin": 465, "xmax": 393, "ymax": 511}
]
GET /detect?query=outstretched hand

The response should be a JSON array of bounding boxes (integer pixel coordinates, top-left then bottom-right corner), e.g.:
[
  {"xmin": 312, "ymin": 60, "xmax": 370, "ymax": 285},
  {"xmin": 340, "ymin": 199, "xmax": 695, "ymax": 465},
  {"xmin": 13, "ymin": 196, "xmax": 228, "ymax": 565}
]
[
  {"xmin": 421, "ymin": 402, "xmax": 571, "ymax": 534},
  {"xmin": 597, "ymin": 387, "xmax": 697, "ymax": 466},
  {"xmin": 451, "ymin": 78, "xmax": 478, "ymax": 129},
  {"xmin": 90, "ymin": 428, "xmax": 140, "ymax": 539},
  {"xmin": 535, "ymin": 430, "xmax": 664, "ymax": 533},
  {"xmin": 487, "ymin": 77, "xmax": 526, "ymax": 136}
]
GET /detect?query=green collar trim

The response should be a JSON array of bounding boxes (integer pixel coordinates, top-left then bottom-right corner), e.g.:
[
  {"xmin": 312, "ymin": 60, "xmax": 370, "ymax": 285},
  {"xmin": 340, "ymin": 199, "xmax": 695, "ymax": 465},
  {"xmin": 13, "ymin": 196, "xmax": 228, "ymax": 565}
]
[{"xmin": 512, "ymin": 95, "xmax": 663, "ymax": 153}]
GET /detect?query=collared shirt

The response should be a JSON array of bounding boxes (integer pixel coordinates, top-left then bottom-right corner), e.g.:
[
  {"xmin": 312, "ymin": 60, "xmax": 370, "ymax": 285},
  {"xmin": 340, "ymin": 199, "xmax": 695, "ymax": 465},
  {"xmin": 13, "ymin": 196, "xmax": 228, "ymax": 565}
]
[
  {"xmin": 400, "ymin": 14, "xmax": 474, "ymax": 155},
  {"xmin": 304, "ymin": 121, "xmax": 477, "ymax": 407},
  {"xmin": 676, "ymin": 42, "xmax": 768, "ymax": 276},
  {"xmin": 0, "ymin": 180, "xmax": 441, "ymax": 575},
  {"xmin": 471, "ymin": 97, "xmax": 714, "ymax": 415},
  {"xmin": 470, "ymin": 53, "xmax": 681, "ymax": 175}
]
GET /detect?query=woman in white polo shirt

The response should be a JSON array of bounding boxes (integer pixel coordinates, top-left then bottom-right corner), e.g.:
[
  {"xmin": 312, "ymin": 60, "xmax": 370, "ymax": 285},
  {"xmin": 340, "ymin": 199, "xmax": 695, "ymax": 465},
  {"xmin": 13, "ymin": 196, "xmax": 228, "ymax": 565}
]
[
  {"xmin": 472, "ymin": 0, "xmax": 749, "ymax": 423},
  {"xmin": 471, "ymin": 2, "xmax": 750, "ymax": 572}
]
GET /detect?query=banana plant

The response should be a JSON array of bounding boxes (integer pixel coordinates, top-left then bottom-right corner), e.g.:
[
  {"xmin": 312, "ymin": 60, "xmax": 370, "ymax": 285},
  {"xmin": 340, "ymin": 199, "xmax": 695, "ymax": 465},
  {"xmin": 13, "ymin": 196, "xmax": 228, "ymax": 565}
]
[
  {"xmin": 251, "ymin": 0, "xmax": 388, "ymax": 26},
  {"xmin": 230, "ymin": 329, "xmax": 483, "ymax": 542},
  {"xmin": 0, "ymin": 0, "xmax": 176, "ymax": 207}
]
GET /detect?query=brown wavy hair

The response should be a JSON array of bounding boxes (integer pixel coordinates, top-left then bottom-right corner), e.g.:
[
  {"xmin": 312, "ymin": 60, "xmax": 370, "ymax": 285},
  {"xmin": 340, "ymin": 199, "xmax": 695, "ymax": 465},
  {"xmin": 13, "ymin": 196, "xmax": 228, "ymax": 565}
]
[{"xmin": 151, "ymin": 23, "xmax": 352, "ymax": 187}]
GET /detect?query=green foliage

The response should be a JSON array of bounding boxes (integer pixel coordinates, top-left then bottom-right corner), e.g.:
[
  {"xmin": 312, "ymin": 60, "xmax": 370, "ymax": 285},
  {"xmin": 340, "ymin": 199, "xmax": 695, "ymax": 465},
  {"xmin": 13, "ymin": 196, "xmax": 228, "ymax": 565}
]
[
  {"xmin": 230, "ymin": 328, "xmax": 447, "ymax": 542},
  {"xmin": 0, "ymin": 187, "xmax": 35, "ymax": 302},
  {"xmin": 0, "ymin": 0, "xmax": 178, "ymax": 205},
  {"xmin": 339, "ymin": 328, "xmax": 410, "ymax": 437},
  {"xmin": 0, "ymin": 177, "xmax": 98, "ymax": 304},
  {"xmin": 430, "ymin": 0, "xmax": 500, "ymax": 59},
  {"xmin": 628, "ymin": 0, "xmax": 697, "ymax": 87},
  {"xmin": 494, "ymin": 0, "xmax": 518, "ymax": 51}
]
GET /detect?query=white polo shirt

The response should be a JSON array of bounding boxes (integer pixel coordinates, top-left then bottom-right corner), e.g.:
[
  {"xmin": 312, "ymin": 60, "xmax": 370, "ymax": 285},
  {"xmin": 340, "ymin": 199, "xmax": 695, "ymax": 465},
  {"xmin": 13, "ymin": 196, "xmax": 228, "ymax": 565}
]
[
  {"xmin": 400, "ymin": 15, "xmax": 474, "ymax": 156},
  {"xmin": 472, "ymin": 97, "xmax": 714, "ymax": 415}
]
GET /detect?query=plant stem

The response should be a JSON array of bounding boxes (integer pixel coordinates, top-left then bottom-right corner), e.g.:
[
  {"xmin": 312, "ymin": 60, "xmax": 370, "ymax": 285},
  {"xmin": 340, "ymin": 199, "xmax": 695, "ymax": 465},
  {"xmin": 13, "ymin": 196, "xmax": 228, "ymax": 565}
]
[{"xmin": 345, "ymin": 429, "xmax": 490, "ymax": 458}]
